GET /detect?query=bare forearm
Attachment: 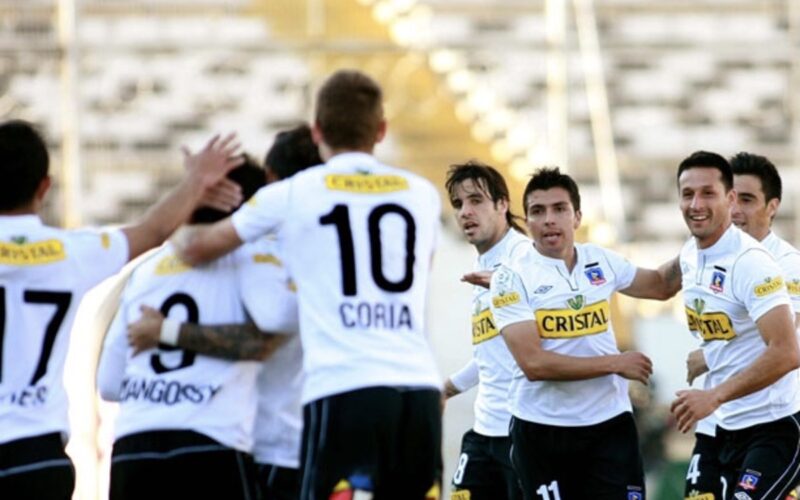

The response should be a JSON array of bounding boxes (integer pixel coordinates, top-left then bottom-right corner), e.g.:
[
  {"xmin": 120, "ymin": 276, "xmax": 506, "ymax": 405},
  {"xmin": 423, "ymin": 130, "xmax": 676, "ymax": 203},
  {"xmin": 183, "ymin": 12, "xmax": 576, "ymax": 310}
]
[
  {"xmin": 177, "ymin": 322, "xmax": 284, "ymax": 361},
  {"xmin": 443, "ymin": 379, "xmax": 461, "ymax": 399},
  {"xmin": 519, "ymin": 350, "xmax": 616, "ymax": 381},
  {"xmin": 711, "ymin": 344, "xmax": 800, "ymax": 404},
  {"xmin": 657, "ymin": 256, "xmax": 682, "ymax": 298},
  {"xmin": 123, "ymin": 176, "xmax": 205, "ymax": 260},
  {"xmin": 173, "ymin": 222, "xmax": 242, "ymax": 266}
]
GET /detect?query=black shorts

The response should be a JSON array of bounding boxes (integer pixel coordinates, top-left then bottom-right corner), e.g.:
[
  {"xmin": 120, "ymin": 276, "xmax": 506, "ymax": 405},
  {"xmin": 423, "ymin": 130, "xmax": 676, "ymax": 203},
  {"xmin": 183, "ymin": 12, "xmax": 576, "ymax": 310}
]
[
  {"xmin": 509, "ymin": 412, "xmax": 645, "ymax": 500},
  {"xmin": 450, "ymin": 429, "xmax": 521, "ymax": 500},
  {"xmin": 718, "ymin": 412, "xmax": 800, "ymax": 500},
  {"xmin": 685, "ymin": 432, "xmax": 724, "ymax": 499},
  {"xmin": 110, "ymin": 429, "xmax": 257, "ymax": 500},
  {"xmin": 256, "ymin": 463, "xmax": 300, "ymax": 500},
  {"xmin": 299, "ymin": 386, "xmax": 442, "ymax": 500},
  {"xmin": 0, "ymin": 432, "xmax": 74, "ymax": 500}
]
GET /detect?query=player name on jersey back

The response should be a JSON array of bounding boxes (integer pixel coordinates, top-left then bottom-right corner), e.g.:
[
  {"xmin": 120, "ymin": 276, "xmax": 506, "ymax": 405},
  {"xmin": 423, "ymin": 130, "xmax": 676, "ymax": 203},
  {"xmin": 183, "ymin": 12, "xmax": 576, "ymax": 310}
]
[
  {"xmin": 1, "ymin": 216, "xmax": 129, "ymax": 443},
  {"xmin": 231, "ymin": 153, "xmax": 443, "ymax": 403}
]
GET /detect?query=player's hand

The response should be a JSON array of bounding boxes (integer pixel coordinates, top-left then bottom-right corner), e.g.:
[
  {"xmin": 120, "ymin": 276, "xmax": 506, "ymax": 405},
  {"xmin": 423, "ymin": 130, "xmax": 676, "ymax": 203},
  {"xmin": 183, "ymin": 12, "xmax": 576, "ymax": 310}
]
[
  {"xmin": 612, "ymin": 351, "xmax": 653, "ymax": 385},
  {"xmin": 182, "ymin": 133, "xmax": 244, "ymax": 190},
  {"xmin": 199, "ymin": 177, "xmax": 243, "ymax": 212},
  {"xmin": 461, "ymin": 271, "xmax": 493, "ymax": 288},
  {"xmin": 127, "ymin": 305, "xmax": 165, "ymax": 355},
  {"xmin": 686, "ymin": 349, "xmax": 709, "ymax": 385},
  {"xmin": 670, "ymin": 389, "xmax": 721, "ymax": 433}
]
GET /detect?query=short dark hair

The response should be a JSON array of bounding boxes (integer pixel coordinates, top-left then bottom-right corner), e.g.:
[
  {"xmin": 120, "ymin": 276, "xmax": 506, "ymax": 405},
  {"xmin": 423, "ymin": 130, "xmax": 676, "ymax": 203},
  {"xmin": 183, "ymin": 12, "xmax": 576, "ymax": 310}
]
[
  {"xmin": 445, "ymin": 159, "xmax": 525, "ymax": 233},
  {"xmin": 190, "ymin": 155, "xmax": 266, "ymax": 224},
  {"xmin": 523, "ymin": 167, "xmax": 581, "ymax": 213},
  {"xmin": 265, "ymin": 124, "xmax": 322, "ymax": 181},
  {"xmin": 677, "ymin": 151, "xmax": 733, "ymax": 191},
  {"xmin": 730, "ymin": 151, "xmax": 782, "ymax": 202},
  {"xmin": 0, "ymin": 120, "xmax": 49, "ymax": 211},
  {"xmin": 314, "ymin": 69, "xmax": 383, "ymax": 150}
]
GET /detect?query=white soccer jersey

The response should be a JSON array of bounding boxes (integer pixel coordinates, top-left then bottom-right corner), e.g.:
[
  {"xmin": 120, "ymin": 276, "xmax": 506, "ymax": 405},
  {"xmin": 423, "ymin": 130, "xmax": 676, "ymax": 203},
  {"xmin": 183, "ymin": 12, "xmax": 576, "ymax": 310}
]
[
  {"xmin": 458, "ymin": 228, "xmax": 530, "ymax": 437},
  {"xmin": 0, "ymin": 215, "xmax": 128, "ymax": 443},
  {"xmin": 238, "ymin": 236, "xmax": 303, "ymax": 468},
  {"xmin": 696, "ymin": 230, "xmax": 800, "ymax": 436},
  {"xmin": 490, "ymin": 243, "xmax": 637, "ymax": 427},
  {"xmin": 232, "ymin": 152, "xmax": 442, "ymax": 404},
  {"xmin": 98, "ymin": 243, "xmax": 262, "ymax": 452},
  {"xmin": 762, "ymin": 231, "xmax": 800, "ymax": 314},
  {"xmin": 681, "ymin": 225, "xmax": 798, "ymax": 431}
]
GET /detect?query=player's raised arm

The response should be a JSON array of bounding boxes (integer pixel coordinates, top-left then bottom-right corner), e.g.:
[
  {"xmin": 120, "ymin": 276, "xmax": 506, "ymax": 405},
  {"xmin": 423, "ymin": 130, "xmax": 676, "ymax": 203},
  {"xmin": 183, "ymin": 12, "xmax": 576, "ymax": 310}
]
[
  {"xmin": 170, "ymin": 219, "xmax": 243, "ymax": 266},
  {"xmin": 122, "ymin": 133, "xmax": 243, "ymax": 260}
]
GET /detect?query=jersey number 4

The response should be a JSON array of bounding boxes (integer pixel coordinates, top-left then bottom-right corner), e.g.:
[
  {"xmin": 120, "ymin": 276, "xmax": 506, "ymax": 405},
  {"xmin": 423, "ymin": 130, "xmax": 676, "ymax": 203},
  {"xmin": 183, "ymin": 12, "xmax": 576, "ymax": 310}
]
[
  {"xmin": 320, "ymin": 203, "xmax": 416, "ymax": 296},
  {"xmin": 0, "ymin": 287, "xmax": 73, "ymax": 385}
]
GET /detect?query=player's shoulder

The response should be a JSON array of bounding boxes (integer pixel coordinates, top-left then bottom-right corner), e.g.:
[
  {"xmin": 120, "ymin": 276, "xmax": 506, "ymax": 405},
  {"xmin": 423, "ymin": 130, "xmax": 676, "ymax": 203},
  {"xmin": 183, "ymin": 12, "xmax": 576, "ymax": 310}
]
[
  {"xmin": 765, "ymin": 232, "xmax": 800, "ymax": 260},
  {"xmin": 238, "ymin": 235, "xmax": 286, "ymax": 268},
  {"xmin": 578, "ymin": 241, "xmax": 620, "ymax": 261}
]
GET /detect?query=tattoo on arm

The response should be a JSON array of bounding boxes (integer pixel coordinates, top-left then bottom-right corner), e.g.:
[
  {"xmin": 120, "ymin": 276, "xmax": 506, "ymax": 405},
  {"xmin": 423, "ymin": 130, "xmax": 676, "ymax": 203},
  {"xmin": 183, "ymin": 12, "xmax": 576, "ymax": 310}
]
[
  {"xmin": 662, "ymin": 256, "xmax": 682, "ymax": 290},
  {"xmin": 177, "ymin": 321, "xmax": 286, "ymax": 361}
]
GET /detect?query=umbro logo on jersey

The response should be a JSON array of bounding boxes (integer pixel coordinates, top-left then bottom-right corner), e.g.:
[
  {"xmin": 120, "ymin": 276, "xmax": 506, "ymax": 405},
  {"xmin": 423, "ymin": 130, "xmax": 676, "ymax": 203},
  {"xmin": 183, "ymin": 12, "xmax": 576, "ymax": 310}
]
[
  {"xmin": 693, "ymin": 298, "xmax": 705, "ymax": 315},
  {"xmin": 533, "ymin": 285, "xmax": 553, "ymax": 294},
  {"xmin": 10, "ymin": 235, "xmax": 27, "ymax": 244}
]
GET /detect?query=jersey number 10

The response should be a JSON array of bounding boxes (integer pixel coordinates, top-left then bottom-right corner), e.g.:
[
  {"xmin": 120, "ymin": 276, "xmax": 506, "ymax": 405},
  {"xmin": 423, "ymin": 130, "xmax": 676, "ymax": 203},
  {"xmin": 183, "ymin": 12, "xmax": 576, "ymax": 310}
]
[{"xmin": 320, "ymin": 203, "xmax": 416, "ymax": 296}]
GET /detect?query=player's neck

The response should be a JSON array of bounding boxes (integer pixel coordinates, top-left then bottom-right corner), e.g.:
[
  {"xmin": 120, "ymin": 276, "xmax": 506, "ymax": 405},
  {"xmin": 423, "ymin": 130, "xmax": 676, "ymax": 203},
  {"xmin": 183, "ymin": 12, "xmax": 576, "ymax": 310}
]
[
  {"xmin": 0, "ymin": 203, "xmax": 37, "ymax": 216},
  {"xmin": 476, "ymin": 226, "xmax": 510, "ymax": 256},
  {"xmin": 322, "ymin": 146, "xmax": 375, "ymax": 161}
]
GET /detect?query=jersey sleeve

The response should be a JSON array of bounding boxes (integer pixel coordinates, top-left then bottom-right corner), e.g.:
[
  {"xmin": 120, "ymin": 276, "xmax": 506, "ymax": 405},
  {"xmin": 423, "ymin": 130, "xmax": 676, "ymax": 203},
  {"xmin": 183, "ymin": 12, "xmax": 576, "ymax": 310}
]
[
  {"xmin": 71, "ymin": 228, "xmax": 129, "ymax": 287},
  {"xmin": 489, "ymin": 264, "xmax": 533, "ymax": 331},
  {"xmin": 236, "ymin": 241, "xmax": 298, "ymax": 334},
  {"xmin": 777, "ymin": 251, "xmax": 800, "ymax": 314},
  {"xmin": 732, "ymin": 248, "xmax": 792, "ymax": 323},
  {"xmin": 449, "ymin": 358, "xmax": 479, "ymax": 392},
  {"xmin": 96, "ymin": 304, "xmax": 129, "ymax": 402},
  {"xmin": 599, "ymin": 246, "xmax": 638, "ymax": 291},
  {"xmin": 231, "ymin": 179, "xmax": 292, "ymax": 243}
]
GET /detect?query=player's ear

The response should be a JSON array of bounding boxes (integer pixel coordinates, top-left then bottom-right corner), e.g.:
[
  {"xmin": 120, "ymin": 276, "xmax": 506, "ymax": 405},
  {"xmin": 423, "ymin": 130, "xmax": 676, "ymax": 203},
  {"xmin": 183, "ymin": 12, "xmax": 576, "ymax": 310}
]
[
  {"xmin": 374, "ymin": 119, "xmax": 387, "ymax": 144},
  {"xmin": 34, "ymin": 176, "xmax": 52, "ymax": 207}
]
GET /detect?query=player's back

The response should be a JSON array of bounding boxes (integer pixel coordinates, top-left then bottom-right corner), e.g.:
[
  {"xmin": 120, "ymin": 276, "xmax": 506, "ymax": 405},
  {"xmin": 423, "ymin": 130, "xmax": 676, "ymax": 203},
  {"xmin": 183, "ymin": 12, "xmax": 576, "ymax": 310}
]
[
  {"xmin": 102, "ymin": 243, "xmax": 260, "ymax": 452},
  {"xmin": 280, "ymin": 152, "xmax": 442, "ymax": 403},
  {"xmin": 0, "ymin": 215, "xmax": 128, "ymax": 443}
]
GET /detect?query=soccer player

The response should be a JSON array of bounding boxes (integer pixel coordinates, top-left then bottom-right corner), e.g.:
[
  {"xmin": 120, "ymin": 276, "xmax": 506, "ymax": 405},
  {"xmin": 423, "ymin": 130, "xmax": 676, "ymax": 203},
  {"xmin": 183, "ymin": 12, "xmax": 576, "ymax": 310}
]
[
  {"xmin": 97, "ymin": 158, "xmax": 271, "ymax": 500},
  {"xmin": 682, "ymin": 152, "xmax": 800, "ymax": 500},
  {"xmin": 169, "ymin": 69, "xmax": 443, "ymax": 499},
  {"xmin": 489, "ymin": 167, "xmax": 681, "ymax": 500},
  {"xmin": 670, "ymin": 151, "xmax": 800, "ymax": 499},
  {"xmin": 0, "ymin": 120, "xmax": 241, "ymax": 499},
  {"xmin": 125, "ymin": 124, "xmax": 323, "ymax": 500},
  {"xmin": 442, "ymin": 160, "xmax": 526, "ymax": 500}
]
